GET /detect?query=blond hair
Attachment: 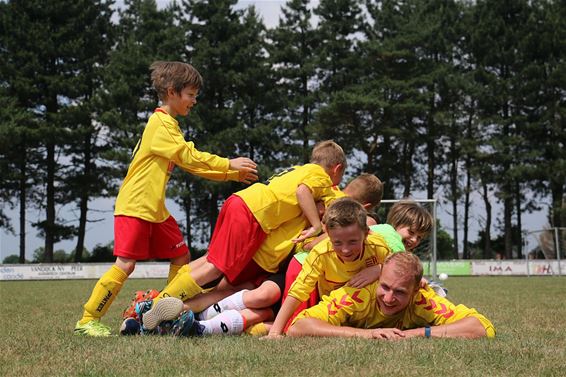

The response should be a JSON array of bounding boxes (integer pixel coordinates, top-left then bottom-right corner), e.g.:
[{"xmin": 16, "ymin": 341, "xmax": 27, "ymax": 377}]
[
  {"xmin": 383, "ymin": 252, "xmax": 423, "ymax": 288},
  {"xmin": 387, "ymin": 200, "xmax": 433, "ymax": 236},
  {"xmin": 310, "ymin": 140, "xmax": 347, "ymax": 171},
  {"xmin": 344, "ymin": 173, "xmax": 384, "ymax": 211},
  {"xmin": 150, "ymin": 61, "xmax": 203, "ymax": 101},
  {"xmin": 323, "ymin": 197, "xmax": 367, "ymax": 232}
]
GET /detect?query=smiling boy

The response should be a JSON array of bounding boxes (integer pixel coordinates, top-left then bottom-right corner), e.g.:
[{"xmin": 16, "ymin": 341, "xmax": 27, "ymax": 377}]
[{"xmin": 266, "ymin": 197, "xmax": 391, "ymax": 337}]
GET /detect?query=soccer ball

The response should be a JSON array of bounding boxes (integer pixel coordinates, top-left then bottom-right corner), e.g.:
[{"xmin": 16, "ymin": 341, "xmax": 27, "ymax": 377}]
[{"xmin": 438, "ymin": 273, "xmax": 448, "ymax": 281}]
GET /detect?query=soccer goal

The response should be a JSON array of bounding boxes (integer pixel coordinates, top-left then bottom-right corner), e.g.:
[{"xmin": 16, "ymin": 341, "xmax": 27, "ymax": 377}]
[
  {"xmin": 376, "ymin": 199, "xmax": 438, "ymax": 279},
  {"xmin": 524, "ymin": 227, "xmax": 565, "ymax": 276}
]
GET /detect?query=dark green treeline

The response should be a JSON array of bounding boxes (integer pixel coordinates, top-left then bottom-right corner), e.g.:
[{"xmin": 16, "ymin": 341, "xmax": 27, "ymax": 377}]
[{"xmin": 0, "ymin": 0, "xmax": 564, "ymax": 262}]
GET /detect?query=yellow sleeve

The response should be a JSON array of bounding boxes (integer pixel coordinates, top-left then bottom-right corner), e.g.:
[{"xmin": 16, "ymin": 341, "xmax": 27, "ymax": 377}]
[
  {"xmin": 411, "ymin": 288, "xmax": 496, "ymax": 338},
  {"xmin": 150, "ymin": 113, "xmax": 231, "ymax": 175},
  {"xmin": 292, "ymin": 286, "xmax": 373, "ymax": 327},
  {"xmin": 287, "ymin": 250, "xmax": 325, "ymax": 302}
]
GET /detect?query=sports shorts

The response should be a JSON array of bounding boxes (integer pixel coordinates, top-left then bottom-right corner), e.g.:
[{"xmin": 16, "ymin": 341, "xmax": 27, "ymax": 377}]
[
  {"xmin": 207, "ymin": 195, "xmax": 267, "ymax": 284},
  {"xmin": 114, "ymin": 215, "xmax": 189, "ymax": 260}
]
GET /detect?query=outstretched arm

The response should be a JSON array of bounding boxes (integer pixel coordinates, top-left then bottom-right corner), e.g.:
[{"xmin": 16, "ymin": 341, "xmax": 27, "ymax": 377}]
[
  {"xmin": 229, "ymin": 157, "xmax": 258, "ymax": 184},
  {"xmin": 264, "ymin": 296, "xmax": 302, "ymax": 338},
  {"xmin": 287, "ymin": 317, "xmax": 405, "ymax": 340},
  {"xmin": 402, "ymin": 317, "xmax": 489, "ymax": 339}
]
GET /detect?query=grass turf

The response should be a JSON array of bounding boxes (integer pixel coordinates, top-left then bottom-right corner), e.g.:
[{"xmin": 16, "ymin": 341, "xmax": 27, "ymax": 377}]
[{"xmin": 1, "ymin": 276, "xmax": 565, "ymax": 376}]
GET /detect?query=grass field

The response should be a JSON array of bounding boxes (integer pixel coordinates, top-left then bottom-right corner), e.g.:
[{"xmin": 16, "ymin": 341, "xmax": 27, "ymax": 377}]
[{"xmin": 1, "ymin": 276, "xmax": 565, "ymax": 377}]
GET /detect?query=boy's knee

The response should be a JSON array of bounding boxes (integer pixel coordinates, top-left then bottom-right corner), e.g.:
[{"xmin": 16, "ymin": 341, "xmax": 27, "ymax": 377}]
[
  {"xmin": 115, "ymin": 258, "xmax": 136, "ymax": 275},
  {"xmin": 253, "ymin": 284, "xmax": 281, "ymax": 306}
]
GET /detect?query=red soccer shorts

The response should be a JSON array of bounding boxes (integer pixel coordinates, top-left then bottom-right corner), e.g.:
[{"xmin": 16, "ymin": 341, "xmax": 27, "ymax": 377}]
[
  {"xmin": 207, "ymin": 195, "xmax": 267, "ymax": 285},
  {"xmin": 114, "ymin": 215, "xmax": 189, "ymax": 260}
]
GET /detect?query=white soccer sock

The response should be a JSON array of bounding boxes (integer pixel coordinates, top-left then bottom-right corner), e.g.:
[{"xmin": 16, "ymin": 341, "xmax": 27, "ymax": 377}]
[
  {"xmin": 200, "ymin": 309, "xmax": 245, "ymax": 335},
  {"xmin": 197, "ymin": 289, "xmax": 248, "ymax": 320}
]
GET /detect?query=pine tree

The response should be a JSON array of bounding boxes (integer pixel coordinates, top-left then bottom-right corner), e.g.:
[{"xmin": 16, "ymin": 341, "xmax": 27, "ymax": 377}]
[{"xmin": 268, "ymin": 0, "xmax": 320, "ymax": 164}]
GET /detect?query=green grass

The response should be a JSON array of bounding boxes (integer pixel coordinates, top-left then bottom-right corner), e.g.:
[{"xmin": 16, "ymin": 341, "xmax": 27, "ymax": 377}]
[{"xmin": 1, "ymin": 277, "xmax": 565, "ymax": 377}]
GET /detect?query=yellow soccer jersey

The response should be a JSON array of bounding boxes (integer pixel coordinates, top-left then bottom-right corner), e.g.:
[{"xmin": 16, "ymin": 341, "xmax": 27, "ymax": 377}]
[
  {"xmin": 253, "ymin": 185, "xmax": 346, "ymax": 272},
  {"xmin": 253, "ymin": 216, "xmax": 305, "ymax": 273},
  {"xmin": 287, "ymin": 233, "xmax": 391, "ymax": 302},
  {"xmin": 115, "ymin": 110, "xmax": 239, "ymax": 222},
  {"xmin": 235, "ymin": 164, "xmax": 338, "ymax": 233},
  {"xmin": 293, "ymin": 283, "xmax": 496, "ymax": 338}
]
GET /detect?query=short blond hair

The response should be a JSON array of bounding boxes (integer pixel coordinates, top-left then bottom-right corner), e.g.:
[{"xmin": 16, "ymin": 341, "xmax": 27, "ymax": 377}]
[
  {"xmin": 344, "ymin": 173, "xmax": 384, "ymax": 211},
  {"xmin": 323, "ymin": 197, "xmax": 367, "ymax": 232},
  {"xmin": 387, "ymin": 200, "xmax": 433, "ymax": 236},
  {"xmin": 310, "ymin": 140, "xmax": 347, "ymax": 171},
  {"xmin": 383, "ymin": 252, "xmax": 423, "ymax": 288},
  {"xmin": 150, "ymin": 61, "xmax": 203, "ymax": 101}
]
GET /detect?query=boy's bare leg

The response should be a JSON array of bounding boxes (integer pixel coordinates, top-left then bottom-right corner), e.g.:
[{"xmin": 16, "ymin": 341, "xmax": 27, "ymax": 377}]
[{"xmin": 243, "ymin": 280, "xmax": 281, "ymax": 309}]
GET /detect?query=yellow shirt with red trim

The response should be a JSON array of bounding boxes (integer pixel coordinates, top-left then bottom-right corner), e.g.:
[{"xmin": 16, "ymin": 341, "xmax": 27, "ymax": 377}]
[
  {"xmin": 287, "ymin": 233, "xmax": 391, "ymax": 302},
  {"xmin": 252, "ymin": 185, "xmax": 346, "ymax": 273},
  {"xmin": 115, "ymin": 110, "xmax": 239, "ymax": 222},
  {"xmin": 235, "ymin": 164, "xmax": 339, "ymax": 234},
  {"xmin": 292, "ymin": 283, "xmax": 496, "ymax": 338}
]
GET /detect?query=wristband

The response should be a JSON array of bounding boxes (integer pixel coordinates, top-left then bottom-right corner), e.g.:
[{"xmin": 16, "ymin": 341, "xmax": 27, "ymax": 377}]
[{"xmin": 424, "ymin": 326, "xmax": 431, "ymax": 338}]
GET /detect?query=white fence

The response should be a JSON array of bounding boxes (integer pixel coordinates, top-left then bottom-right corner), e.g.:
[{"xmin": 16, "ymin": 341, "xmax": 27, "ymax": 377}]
[{"xmin": 1, "ymin": 260, "xmax": 565, "ymax": 281}]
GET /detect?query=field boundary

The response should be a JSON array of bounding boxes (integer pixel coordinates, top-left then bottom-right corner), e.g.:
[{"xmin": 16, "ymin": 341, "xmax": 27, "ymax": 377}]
[{"xmin": 1, "ymin": 259, "xmax": 565, "ymax": 281}]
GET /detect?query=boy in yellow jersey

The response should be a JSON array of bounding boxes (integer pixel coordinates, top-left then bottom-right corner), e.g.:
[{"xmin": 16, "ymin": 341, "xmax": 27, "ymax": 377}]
[
  {"xmin": 265, "ymin": 197, "xmax": 391, "ymax": 338},
  {"xmin": 287, "ymin": 252, "xmax": 495, "ymax": 339},
  {"xmin": 74, "ymin": 61, "xmax": 258, "ymax": 337},
  {"xmin": 136, "ymin": 140, "xmax": 347, "ymax": 332}
]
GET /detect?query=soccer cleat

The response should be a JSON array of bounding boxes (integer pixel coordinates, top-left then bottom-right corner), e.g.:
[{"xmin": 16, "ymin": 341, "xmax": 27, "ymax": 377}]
[
  {"xmin": 74, "ymin": 320, "xmax": 111, "ymax": 337},
  {"xmin": 138, "ymin": 297, "xmax": 184, "ymax": 331},
  {"xmin": 170, "ymin": 310, "xmax": 205, "ymax": 337},
  {"xmin": 123, "ymin": 289, "xmax": 160, "ymax": 320},
  {"xmin": 119, "ymin": 317, "xmax": 141, "ymax": 336}
]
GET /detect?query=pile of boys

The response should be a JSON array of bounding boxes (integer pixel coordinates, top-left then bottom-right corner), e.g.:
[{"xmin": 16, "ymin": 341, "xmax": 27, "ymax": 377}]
[{"xmin": 74, "ymin": 61, "xmax": 495, "ymax": 340}]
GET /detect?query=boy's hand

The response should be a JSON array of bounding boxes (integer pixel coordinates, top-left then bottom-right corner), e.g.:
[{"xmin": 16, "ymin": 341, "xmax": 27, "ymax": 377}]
[
  {"xmin": 261, "ymin": 333, "xmax": 284, "ymax": 340},
  {"xmin": 347, "ymin": 264, "xmax": 381, "ymax": 288},
  {"xmin": 229, "ymin": 157, "xmax": 258, "ymax": 184},
  {"xmin": 292, "ymin": 225, "xmax": 322, "ymax": 244},
  {"xmin": 420, "ymin": 277, "xmax": 429, "ymax": 289}
]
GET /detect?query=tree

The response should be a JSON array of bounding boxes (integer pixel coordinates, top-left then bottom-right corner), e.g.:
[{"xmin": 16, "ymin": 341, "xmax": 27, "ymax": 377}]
[
  {"xmin": 268, "ymin": 0, "xmax": 320, "ymax": 164},
  {"xmin": 0, "ymin": 0, "xmax": 108, "ymax": 261}
]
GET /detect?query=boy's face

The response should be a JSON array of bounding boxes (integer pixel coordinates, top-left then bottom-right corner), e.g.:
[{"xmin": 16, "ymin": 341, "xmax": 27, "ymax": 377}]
[
  {"xmin": 327, "ymin": 223, "xmax": 367, "ymax": 262},
  {"xmin": 376, "ymin": 262, "xmax": 416, "ymax": 316},
  {"xmin": 396, "ymin": 226, "xmax": 424, "ymax": 252},
  {"xmin": 167, "ymin": 86, "xmax": 198, "ymax": 117}
]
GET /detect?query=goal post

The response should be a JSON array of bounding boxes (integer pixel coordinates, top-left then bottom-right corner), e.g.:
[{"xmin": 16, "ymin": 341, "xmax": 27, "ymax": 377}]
[{"xmin": 377, "ymin": 198, "xmax": 438, "ymax": 279}]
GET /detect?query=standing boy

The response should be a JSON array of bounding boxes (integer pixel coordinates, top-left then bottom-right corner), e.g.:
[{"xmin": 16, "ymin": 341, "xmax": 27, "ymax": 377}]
[{"xmin": 74, "ymin": 61, "xmax": 258, "ymax": 336}]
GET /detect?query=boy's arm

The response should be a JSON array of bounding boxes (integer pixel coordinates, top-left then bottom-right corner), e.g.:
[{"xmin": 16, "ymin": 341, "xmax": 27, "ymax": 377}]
[
  {"xmin": 287, "ymin": 318, "xmax": 405, "ymax": 339},
  {"xmin": 265, "ymin": 296, "xmax": 302, "ymax": 338},
  {"xmin": 229, "ymin": 157, "xmax": 259, "ymax": 184},
  {"xmin": 347, "ymin": 264, "xmax": 382, "ymax": 288},
  {"xmin": 402, "ymin": 317, "xmax": 489, "ymax": 339},
  {"xmin": 182, "ymin": 157, "xmax": 258, "ymax": 184},
  {"xmin": 292, "ymin": 184, "xmax": 322, "ymax": 243}
]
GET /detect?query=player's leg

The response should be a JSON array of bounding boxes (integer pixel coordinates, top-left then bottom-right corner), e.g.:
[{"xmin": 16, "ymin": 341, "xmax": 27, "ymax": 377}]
[
  {"xmin": 181, "ymin": 307, "xmax": 273, "ymax": 337},
  {"xmin": 75, "ymin": 257, "xmax": 134, "ymax": 336},
  {"xmin": 183, "ymin": 277, "xmax": 254, "ymax": 314},
  {"xmin": 167, "ymin": 253, "xmax": 190, "ymax": 284},
  {"xmin": 75, "ymin": 215, "xmax": 150, "ymax": 336}
]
